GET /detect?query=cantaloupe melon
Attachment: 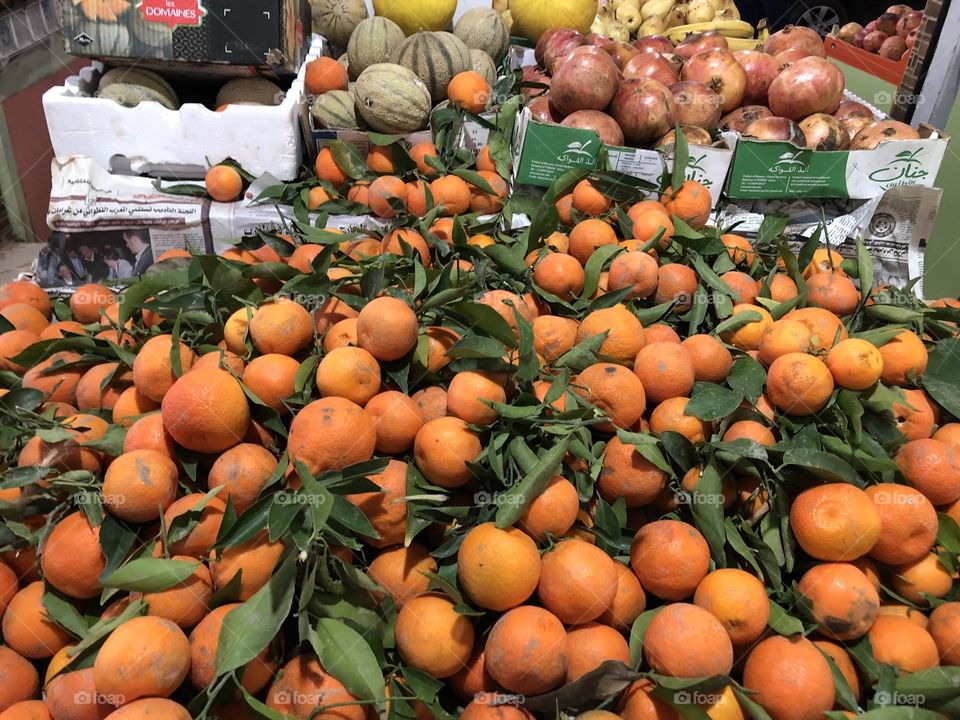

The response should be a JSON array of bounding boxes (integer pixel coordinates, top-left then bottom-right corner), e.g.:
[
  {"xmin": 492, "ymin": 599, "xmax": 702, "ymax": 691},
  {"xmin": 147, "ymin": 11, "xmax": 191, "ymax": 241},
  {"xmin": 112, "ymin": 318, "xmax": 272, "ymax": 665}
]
[
  {"xmin": 392, "ymin": 31, "xmax": 471, "ymax": 104},
  {"xmin": 215, "ymin": 78, "xmax": 284, "ymax": 107},
  {"xmin": 96, "ymin": 67, "xmax": 179, "ymax": 109},
  {"xmin": 454, "ymin": 8, "xmax": 511, "ymax": 64},
  {"xmin": 354, "ymin": 64, "xmax": 432, "ymax": 133},
  {"xmin": 470, "ymin": 49, "xmax": 497, "ymax": 87},
  {"xmin": 371, "ymin": 0, "xmax": 456, "ymax": 36},
  {"xmin": 311, "ymin": 0, "xmax": 368, "ymax": 48},
  {"xmin": 347, "ymin": 16, "xmax": 406, "ymax": 81},
  {"xmin": 311, "ymin": 90, "xmax": 359, "ymax": 130}
]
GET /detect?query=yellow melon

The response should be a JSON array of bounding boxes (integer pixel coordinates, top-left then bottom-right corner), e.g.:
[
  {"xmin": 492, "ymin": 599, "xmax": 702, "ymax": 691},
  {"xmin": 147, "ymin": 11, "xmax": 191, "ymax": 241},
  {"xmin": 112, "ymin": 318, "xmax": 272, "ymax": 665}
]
[
  {"xmin": 372, "ymin": 0, "xmax": 456, "ymax": 35},
  {"xmin": 511, "ymin": 0, "xmax": 599, "ymax": 41}
]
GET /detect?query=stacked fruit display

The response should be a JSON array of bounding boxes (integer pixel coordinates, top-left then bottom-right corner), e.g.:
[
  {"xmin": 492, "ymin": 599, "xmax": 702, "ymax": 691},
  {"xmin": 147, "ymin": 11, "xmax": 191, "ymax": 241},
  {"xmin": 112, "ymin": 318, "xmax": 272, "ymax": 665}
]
[
  {"xmin": 590, "ymin": 0, "xmax": 758, "ymax": 47},
  {"xmin": 2, "ymin": 127, "xmax": 960, "ymax": 719},
  {"xmin": 309, "ymin": 4, "xmax": 511, "ymax": 133},
  {"xmin": 521, "ymin": 23, "xmax": 923, "ymax": 152},
  {"xmin": 835, "ymin": 4, "xmax": 923, "ymax": 62}
]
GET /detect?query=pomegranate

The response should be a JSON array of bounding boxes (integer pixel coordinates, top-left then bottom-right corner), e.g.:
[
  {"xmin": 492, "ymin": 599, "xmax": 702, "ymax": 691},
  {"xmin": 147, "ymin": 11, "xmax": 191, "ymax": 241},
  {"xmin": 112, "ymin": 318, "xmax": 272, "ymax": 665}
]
[
  {"xmin": 633, "ymin": 35, "xmax": 674, "ymax": 55},
  {"xmin": 562, "ymin": 110, "xmax": 625, "ymax": 146},
  {"xmin": 681, "ymin": 49, "xmax": 746, "ymax": 112},
  {"xmin": 863, "ymin": 31, "xmax": 889, "ymax": 53},
  {"xmin": 850, "ymin": 120, "xmax": 921, "ymax": 149},
  {"xmin": 768, "ymin": 56, "xmax": 845, "ymax": 120},
  {"xmin": 835, "ymin": 100, "xmax": 874, "ymax": 121},
  {"xmin": 610, "ymin": 78, "xmax": 676, "ymax": 147},
  {"xmin": 720, "ymin": 105, "xmax": 773, "ymax": 133},
  {"xmin": 670, "ymin": 81, "xmax": 723, "ymax": 130},
  {"xmin": 655, "ymin": 126, "xmax": 713, "ymax": 148},
  {"xmin": 841, "ymin": 116, "xmax": 873, "ymax": 140},
  {"xmin": 899, "ymin": 11, "xmax": 924, "ymax": 36},
  {"xmin": 879, "ymin": 36, "xmax": 908, "ymax": 59},
  {"xmin": 607, "ymin": 41, "xmax": 641, "ymax": 70},
  {"xmin": 865, "ymin": 20, "xmax": 878, "ymax": 32},
  {"xmin": 744, "ymin": 116, "xmax": 805, "ymax": 146},
  {"xmin": 875, "ymin": 13, "xmax": 900, "ymax": 35},
  {"xmin": 543, "ymin": 29, "xmax": 587, "ymax": 74},
  {"xmin": 527, "ymin": 95, "xmax": 563, "ymax": 124},
  {"xmin": 734, "ymin": 50, "xmax": 780, "ymax": 105},
  {"xmin": 587, "ymin": 33, "xmax": 616, "ymax": 51},
  {"xmin": 535, "ymin": 28, "xmax": 562, "ymax": 68},
  {"xmin": 550, "ymin": 46, "xmax": 621, "ymax": 116},
  {"xmin": 887, "ymin": 4, "xmax": 912, "ymax": 14},
  {"xmin": 764, "ymin": 25, "xmax": 825, "ymax": 58},
  {"xmin": 660, "ymin": 53, "xmax": 685, "ymax": 75},
  {"xmin": 520, "ymin": 66, "xmax": 551, "ymax": 99},
  {"xmin": 837, "ymin": 22, "xmax": 863, "ymax": 43},
  {"xmin": 675, "ymin": 32, "xmax": 729, "ymax": 60},
  {"xmin": 776, "ymin": 48, "xmax": 812, "ymax": 70},
  {"xmin": 853, "ymin": 29, "xmax": 868, "ymax": 48},
  {"xmin": 623, "ymin": 53, "xmax": 678, "ymax": 86},
  {"xmin": 799, "ymin": 113, "xmax": 849, "ymax": 150},
  {"xmin": 906, "ymin": 28, "xmax": 919, "ymax": 49}
]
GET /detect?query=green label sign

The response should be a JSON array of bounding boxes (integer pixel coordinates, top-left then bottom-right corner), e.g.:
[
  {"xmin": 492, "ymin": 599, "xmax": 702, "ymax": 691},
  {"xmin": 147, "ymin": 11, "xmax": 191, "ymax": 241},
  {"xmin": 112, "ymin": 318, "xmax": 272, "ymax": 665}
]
[
  {"xmin": 515, "ymin": 122, "xmax": 601, "ymax": 187},
  {"xmin": 727, "ymin": 142, "xmax": 848, "ymax": 199}
]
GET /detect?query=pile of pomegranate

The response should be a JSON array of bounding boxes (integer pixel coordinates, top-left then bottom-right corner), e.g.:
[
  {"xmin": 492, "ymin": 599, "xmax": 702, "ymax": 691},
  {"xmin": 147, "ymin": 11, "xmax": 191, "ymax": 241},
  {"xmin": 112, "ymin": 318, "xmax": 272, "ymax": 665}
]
[
  {"xmin": 522, "ymin": 22, "xmax": 922, "ymax": 153},
  {"xmin": 836, "ymin": 4, "xmax": 922, "ymax": 62}
]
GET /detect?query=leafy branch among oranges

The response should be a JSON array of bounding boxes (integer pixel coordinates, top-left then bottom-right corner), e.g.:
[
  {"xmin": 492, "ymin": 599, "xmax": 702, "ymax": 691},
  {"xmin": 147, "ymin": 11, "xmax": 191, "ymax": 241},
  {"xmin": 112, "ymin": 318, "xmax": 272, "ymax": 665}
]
[{"xmin": 2, "ymin": 120, "xmax": 960, "ymax": 720}]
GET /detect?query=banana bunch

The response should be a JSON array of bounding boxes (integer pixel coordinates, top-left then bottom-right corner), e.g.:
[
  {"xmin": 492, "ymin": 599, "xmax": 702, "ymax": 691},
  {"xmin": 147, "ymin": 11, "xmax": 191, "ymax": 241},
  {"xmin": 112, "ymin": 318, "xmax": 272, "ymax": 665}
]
[{"xmin": 665, "ymin": 19, "xmax": 768, "ymax": 50}]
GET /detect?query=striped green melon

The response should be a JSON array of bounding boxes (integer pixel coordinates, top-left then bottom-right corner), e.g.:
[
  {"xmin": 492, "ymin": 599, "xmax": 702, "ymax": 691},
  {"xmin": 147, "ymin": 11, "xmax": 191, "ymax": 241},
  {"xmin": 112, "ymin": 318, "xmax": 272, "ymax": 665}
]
[
  {"xmin": 392, "ymin": 31, "xmax": 472, "ymax": 104},
  {"xmin": 470, "ymin": 49, "xmax": 497, "ymax": 87},
  {"xmin": 454, "ymin": 8, "xmax": 511, "ymax": 63},
  {"xmin": 354, "ymin": 64, "xmax": 432, "ymax": 133},
  {"xmin": 311, "ymin": 0, "xmax": 368, "ymax": 48},
  {"xmin": 96, "ymin": 68, "xmax": 179, "ymax": 109},
  {"xmin": 347, "ymin": 16, "xmax": 406, "ymax": 81},
  {"xmin": 311, "ymin": 90, "xmax": 359, "ymax": 130}
]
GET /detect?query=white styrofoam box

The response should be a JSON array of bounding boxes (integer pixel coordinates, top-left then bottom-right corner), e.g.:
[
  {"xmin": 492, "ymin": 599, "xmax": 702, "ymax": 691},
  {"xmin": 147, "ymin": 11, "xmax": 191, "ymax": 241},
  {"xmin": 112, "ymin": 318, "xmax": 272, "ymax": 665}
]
[{"xmin": 42, "ymin": 35, "xmax": 325, "ymax": 181}]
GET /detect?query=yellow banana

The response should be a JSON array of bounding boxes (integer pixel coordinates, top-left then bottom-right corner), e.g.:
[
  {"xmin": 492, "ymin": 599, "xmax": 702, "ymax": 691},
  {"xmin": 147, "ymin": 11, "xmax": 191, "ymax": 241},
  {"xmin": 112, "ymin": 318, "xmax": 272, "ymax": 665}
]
[
  {"xmin": 665, "ymin": 19, "xmax": 754, "ymax": 41},
  {"xmin": 725, "ymin": 36, "xmax": 763, "ymax": 51}
]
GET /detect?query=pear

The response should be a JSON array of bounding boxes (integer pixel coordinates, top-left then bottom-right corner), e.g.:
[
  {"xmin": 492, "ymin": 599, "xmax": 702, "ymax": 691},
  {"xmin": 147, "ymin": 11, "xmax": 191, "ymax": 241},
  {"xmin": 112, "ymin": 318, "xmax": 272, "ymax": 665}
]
[
  {"xmin": 687, "ymin": 0, "xmax": 716, "ymax": 23},
  {"xmin": 664, "ymin": 4, "xmax": 687, "ymax": 28},
  {"xmin": 606, "ymin": 19, "xmax": 631, "ymax": 41},
  {"xmin": 616, "ymin": 3, "xmax": 643, "ymax": 32},
  {"xmin": 640, "ymin": 16, "xmax": 666, "ymax": 35}
]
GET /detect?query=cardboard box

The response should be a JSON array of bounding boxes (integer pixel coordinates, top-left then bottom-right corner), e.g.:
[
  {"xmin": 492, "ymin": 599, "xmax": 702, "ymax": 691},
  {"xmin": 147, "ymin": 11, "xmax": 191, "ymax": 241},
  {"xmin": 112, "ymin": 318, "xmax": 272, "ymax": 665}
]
[
  {"xmin": 44, "ymin": 155, "xmax": 381, "ymax": 289},
  {"xmin": 43, "ymin": 35, "xmax": 322, "ymax": 180},
  {"xmin": 59, "ymin": 0, "xmax": 310, "ymax": 75},
  {"xmin": 724, "ymin": 124, "xmax": 949, "ymax": 201},
  {"xmin": 717, "ymin": 185, "xmax": 942, "ymax": 299},
  {"xmin": 511, "ymin": 107, "xmax": 734, "ymax": 206}
]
